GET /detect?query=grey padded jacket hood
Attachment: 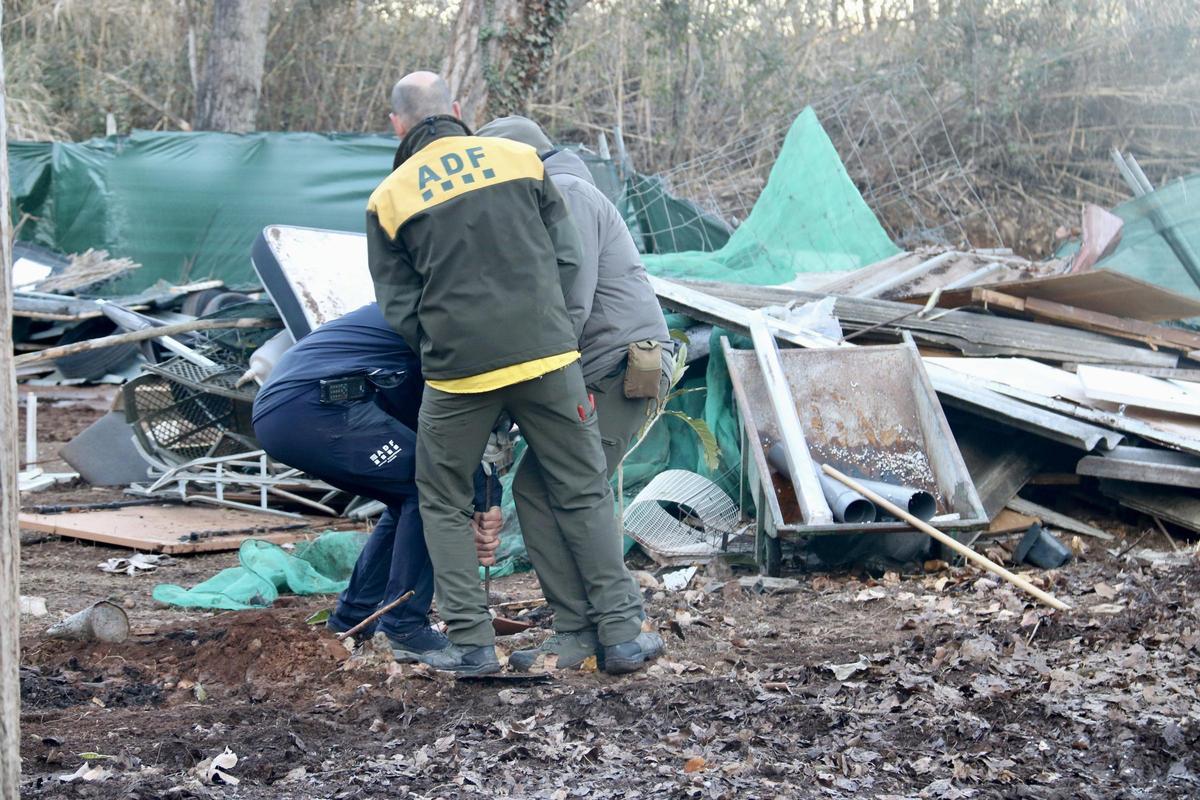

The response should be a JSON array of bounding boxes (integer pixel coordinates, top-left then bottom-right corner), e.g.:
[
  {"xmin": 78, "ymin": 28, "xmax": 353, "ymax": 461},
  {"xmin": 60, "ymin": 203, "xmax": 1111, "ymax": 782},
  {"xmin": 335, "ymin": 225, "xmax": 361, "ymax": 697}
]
[{"xmin": 477, "ymin": 116, "xmax": 673, "ymax": 384}]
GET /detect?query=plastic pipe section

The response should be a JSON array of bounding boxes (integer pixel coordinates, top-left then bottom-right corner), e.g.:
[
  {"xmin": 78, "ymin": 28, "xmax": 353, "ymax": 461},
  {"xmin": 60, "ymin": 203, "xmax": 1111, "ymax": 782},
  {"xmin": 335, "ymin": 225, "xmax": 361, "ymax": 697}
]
[
  {"xmin": 817, "ymin": 473, "xmax": 878, "ymax": 524},
  {"xmin": 767, "ymin": 444, "xmax": 876, "ymax": 523},
  {"xmin": 854, "ymin": 477, "xmax": 937, "ymax": 522}
]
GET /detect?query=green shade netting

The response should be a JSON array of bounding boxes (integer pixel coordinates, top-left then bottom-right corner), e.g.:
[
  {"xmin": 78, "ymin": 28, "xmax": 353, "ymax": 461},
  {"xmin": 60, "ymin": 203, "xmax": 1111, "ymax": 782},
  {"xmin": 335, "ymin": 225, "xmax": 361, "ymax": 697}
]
[
  {"xmin": 152, "ymin": 530, "xmax": 367, "ymax": 610},
  {"xmin": 642, "ymin": 107, "xmax": 899, "ymax": 284},
  {"xmin": 1057, "ymin": 173, "xmax": 1200, "ymax": 306}
]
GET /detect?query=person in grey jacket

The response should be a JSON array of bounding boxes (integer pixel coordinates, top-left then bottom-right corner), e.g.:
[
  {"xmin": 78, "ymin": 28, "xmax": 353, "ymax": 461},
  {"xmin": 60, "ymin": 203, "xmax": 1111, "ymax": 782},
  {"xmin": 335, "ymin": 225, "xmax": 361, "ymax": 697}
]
[{"xmin": 476, "ymin": 115, "xmax": 675, "ymax": 671}]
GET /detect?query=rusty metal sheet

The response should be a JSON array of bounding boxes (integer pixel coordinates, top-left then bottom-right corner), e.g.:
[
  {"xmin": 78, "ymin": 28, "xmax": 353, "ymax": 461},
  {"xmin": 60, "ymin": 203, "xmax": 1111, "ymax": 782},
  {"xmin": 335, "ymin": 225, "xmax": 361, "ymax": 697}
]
[{"xmin": 723, "ymin": 339, "xmax": 986, "ymax": 537}]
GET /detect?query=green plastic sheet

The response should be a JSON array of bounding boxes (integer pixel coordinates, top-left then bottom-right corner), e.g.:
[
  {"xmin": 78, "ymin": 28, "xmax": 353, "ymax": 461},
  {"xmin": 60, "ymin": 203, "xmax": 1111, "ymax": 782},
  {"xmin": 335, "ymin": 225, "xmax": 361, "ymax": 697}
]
[
  {"xmin": 152, "ymin": 530, "xmax": 367, "ymax": 610},
  {"xmin": 642, "ymin": 107, "xmax": 899, "ymax": 284}
]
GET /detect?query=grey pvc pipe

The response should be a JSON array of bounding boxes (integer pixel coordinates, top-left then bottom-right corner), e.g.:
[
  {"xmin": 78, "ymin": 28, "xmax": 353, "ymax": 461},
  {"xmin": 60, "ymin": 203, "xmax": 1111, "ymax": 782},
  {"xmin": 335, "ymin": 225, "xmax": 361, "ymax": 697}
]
[
  {"xmin": 855, "ymin": 477, "xmax": 937, "ymax": 522},
  {"xmin": 817, "ymin": 473, "xmax": 877, "ymax": 524},
  {"xmin": 767, "ymin": 444, "xmax": 876, "ymax": 523}
]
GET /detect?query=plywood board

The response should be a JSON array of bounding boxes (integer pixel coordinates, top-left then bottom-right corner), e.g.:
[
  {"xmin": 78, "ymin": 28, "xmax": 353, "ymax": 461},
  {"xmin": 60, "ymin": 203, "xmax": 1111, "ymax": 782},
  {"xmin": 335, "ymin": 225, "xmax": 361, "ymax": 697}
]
[
  {"xmin": 1077, "ymin": 365, "xmax": 1200, "ymax": 418},
  {"xmin": 18, "ymin": 505, "xmax": 327, "ymax": 554},
  {"xmin": 911, "ymin": 270, "xmax": 1200, "ymax": 322}
]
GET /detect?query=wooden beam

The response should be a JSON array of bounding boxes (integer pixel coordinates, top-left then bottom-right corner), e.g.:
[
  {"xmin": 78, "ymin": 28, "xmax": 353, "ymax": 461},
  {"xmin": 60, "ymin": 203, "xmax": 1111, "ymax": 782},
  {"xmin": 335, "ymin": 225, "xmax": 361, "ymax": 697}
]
[
  {"xmin": 13, "ymin": 317, "xmax": 276, "ymax": 366},
  {"xmin": 0, "ymin": 11, "xmax": 21, "ymax": 793},
  {"xmin": 1005, "ymin": 497, "xmax": 1114, "ymax": 541},
  {"xmin": 746, "ymin": 310, "xmax": 833, "ymax": 525},
  {"xmin": 972, "ymin": 287, "xmax": 1200, "ymax": 353},
  {"xmin": 1077, "ymin": 445, "xmax": 1200, "ymax": 490}
]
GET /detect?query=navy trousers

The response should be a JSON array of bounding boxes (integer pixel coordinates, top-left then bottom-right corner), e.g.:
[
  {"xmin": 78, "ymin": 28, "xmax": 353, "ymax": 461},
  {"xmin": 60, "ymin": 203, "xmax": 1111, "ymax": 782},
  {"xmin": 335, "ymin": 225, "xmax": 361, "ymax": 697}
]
[{"xmin": 253, "ymin": 385, "xmax": 432, "ymax": 638}]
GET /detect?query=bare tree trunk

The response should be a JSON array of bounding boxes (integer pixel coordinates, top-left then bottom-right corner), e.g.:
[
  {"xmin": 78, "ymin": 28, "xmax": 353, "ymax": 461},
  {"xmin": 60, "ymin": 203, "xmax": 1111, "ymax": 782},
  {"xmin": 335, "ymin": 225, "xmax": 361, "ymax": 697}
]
[
  {"xmin": 195, "ymin": 0, "xmax": 271, "ymax": 132},
  {"xmin": 0, "ymin": 3, "xmax": 21, "ymax": 794},
  {"xmin": 443, "ymin": 0, "xmax": 578, "ymax": 128},
  {"xmin": 830, "ymin": 0, "xmax": 840, "ymax": 27},
  {"xmin": 913, "ymin": 0, "xmax": 932, "ymax": 24}
]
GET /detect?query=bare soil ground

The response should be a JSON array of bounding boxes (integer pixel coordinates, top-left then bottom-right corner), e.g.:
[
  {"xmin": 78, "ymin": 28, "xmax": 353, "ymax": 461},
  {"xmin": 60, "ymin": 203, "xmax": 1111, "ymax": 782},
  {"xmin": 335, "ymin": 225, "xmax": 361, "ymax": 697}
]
[{"xmin": 15, "ymin": 387, "xmax": 1200, "ymax": 799}]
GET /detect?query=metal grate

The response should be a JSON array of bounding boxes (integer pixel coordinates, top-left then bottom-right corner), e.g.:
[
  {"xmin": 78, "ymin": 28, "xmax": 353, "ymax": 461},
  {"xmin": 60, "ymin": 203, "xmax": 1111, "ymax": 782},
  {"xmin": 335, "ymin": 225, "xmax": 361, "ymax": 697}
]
[
  {"xmin": 122, "ymin": 371, "xmax": 255, "ymax": 465},
  {"xmin": 143, "ymin": 355, "xmax": 256, "ymax": 402}
]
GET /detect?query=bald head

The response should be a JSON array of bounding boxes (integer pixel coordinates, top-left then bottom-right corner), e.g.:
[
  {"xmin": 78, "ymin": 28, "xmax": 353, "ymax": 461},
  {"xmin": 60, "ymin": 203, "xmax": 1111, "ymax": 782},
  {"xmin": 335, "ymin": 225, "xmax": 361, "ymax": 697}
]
[{"xmin": 389, "ymin": 71, "xmax": 458, "ymax": 136}]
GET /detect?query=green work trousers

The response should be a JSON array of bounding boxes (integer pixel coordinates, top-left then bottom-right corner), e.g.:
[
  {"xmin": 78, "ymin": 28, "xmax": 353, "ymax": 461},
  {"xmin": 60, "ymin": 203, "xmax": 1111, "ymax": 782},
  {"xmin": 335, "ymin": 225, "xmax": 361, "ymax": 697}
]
[
  {"xmin": 513, "ymin": 363, "xmax": 670, "ymax": 636},
  {"xmin": 416, "ymin": 362, "xmax": 644, "ymax": 648}
]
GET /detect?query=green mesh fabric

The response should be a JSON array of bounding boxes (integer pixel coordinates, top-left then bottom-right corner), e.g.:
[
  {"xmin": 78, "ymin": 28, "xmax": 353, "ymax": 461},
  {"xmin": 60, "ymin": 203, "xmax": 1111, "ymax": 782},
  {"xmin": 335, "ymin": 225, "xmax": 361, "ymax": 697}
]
[
  {"xmin": 152, "ymin": 530, "xmax": 368, "ymax": 610},
  {"xmin": 642, "ymin": 107, "xmax": 899, "ymax": 284}
]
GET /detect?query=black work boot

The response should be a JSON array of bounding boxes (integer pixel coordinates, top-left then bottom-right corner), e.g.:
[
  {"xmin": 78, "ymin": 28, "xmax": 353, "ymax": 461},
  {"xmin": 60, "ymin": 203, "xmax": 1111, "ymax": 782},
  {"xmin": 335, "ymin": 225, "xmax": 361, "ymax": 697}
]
[
  {"xmin": 601, "ymin": 632, "xmax": 665, "ymax": 675},
  {"xmin": 418, "ymin": 643, "xmax": 501, "ymax": 675},
  {"xmin": 510, "ymin": 630, "xmax": 600, "ymax": 672}
]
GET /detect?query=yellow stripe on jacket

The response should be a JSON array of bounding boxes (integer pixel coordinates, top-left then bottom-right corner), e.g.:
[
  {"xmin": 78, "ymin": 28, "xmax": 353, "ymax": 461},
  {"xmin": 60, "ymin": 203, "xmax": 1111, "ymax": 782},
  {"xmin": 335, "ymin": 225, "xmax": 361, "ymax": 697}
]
[
  {"xmin": 426, "ymin": 351, "xmax": 580, "ymax": 394},
  {"xmin": 368, "ymin": 136, "xmax": 545, "ymax": 238}
]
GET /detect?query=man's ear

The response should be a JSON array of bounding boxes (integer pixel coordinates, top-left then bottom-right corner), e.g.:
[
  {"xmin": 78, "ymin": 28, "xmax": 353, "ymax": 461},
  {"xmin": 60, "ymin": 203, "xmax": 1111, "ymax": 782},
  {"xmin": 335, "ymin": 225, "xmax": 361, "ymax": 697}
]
[
  {"xmin": 451, "ymin": 100, "xmax": 462, "ymax": 120},
  {"xmin": 389, "ymin": 112, "xmax": 408, "ymax": 138}
]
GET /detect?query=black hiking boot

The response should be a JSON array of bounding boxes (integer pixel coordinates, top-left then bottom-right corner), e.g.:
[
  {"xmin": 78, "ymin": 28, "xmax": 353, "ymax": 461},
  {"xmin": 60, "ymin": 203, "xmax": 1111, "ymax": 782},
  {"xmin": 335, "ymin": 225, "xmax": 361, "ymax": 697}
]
[{"xmin": 418, "ymin": 644, "xmax": 501, "ymax": 675}]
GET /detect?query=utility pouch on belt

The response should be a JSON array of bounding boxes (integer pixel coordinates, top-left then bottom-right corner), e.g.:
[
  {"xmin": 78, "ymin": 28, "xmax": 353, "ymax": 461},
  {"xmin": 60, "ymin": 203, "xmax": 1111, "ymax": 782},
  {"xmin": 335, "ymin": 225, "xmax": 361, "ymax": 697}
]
[{"xmin": 623, "ymin": 340, "xmax": 663, "ymax": 399}]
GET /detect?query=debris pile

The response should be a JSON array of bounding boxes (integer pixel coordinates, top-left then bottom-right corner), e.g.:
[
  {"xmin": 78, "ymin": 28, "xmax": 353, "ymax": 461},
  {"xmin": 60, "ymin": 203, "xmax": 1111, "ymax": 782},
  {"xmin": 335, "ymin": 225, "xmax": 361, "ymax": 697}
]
[{"xmin": 11, "ymin": 112, "xmax": 1200, "ymax": 592}]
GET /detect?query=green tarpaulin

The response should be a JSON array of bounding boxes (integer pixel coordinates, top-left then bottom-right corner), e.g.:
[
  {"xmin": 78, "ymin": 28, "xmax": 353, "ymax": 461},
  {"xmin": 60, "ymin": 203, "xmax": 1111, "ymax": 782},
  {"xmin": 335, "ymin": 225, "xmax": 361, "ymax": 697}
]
[{"xmin": 9, "ymin": 132, "xmax": 730, "ymax": 293}]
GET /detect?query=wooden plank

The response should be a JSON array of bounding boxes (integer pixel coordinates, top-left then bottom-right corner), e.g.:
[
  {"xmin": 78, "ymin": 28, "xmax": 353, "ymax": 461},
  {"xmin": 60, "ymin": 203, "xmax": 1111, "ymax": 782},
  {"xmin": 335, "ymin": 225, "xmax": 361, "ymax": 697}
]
[
  {"xmin": 910, "ymin": 270, "xmax": 1200, "ymax": 322},
  {"xmin": 1099, "ymin": 480, "xmax": 1200, "ymax": 534},
  {"xmin": 927, "ymin": 359, "xmax": 1200, "ymax": 455},
  {"xmin": 746, "ymin": 310, "xmax": 833, "ymax": 525},
  {"xmin": 987, "ymin": 508, "xmax": 1039, "ymax": 535},
  {"xmin": 1077, "ymin": 365, "xmax": 1200, "ymax": 418},
  {"xmin": 680, "ymin": 279, "xmax": 1178, "ymax": 367},
  {"xmin": 971, "ymin": 288, "xmax": 1200, "ymax": 352},
  {"xmin": 1005, "ymin": 497, "xmax": 1115, "ymax": 541},
  {"xmin": 1077, "ymin": 445, "xmax": 1200, "ymax": 489},
  {"xmin": 18, "ymin": 505, "xmax": 328, "ymax": 554},
  {"xmin": 1062, "ymin": 364, "xmax": 1200, "ymax": 382},
  {"xmin": 0, "ymin": 15, "xmax": 19, "ymax": 794},
  {"xmin": 950, "ymin": 412, "xmax": 1047, "ymax": 519}
]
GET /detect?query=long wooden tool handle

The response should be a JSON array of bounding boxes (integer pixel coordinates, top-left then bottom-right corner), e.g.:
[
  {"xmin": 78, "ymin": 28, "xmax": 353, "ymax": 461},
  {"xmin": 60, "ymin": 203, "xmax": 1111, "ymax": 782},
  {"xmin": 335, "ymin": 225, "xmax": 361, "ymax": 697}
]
[
  {"xmin": 335, "ymin": 589, "xmax": 416, "ymax": 641},
  {"xmin": 14, "ymin": 317, "xmax": 277, "ymax": 366},
  {"xmin": 821, "ymin": 465, "xmax": 1071, "ymax": 612}
]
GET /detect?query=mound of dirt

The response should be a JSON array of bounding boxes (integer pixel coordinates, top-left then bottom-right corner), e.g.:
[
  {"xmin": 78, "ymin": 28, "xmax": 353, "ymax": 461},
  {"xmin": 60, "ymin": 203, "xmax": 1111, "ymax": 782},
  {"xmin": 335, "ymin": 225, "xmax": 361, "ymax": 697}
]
[{"xmin": 25, "ymin": 609, "xmax": 357, "ymax": 707}]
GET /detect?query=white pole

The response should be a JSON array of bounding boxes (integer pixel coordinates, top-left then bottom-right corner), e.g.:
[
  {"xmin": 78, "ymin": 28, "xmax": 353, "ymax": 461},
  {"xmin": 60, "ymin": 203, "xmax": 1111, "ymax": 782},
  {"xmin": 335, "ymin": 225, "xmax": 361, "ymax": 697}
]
[{"xmin": 23, "ymin": 394, "xmax": 35, "ymax": 469}]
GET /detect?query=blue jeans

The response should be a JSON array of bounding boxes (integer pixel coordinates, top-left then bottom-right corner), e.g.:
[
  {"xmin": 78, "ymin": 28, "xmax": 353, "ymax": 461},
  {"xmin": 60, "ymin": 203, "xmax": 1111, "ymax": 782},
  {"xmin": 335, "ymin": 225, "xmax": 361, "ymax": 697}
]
[
  {"xmin": 254, "ymin": 385, "xmax": 432, "ymax": 638},
  {"xmin": 329, "ymin": 500, "xmax": 434, "ymax": 638}
]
